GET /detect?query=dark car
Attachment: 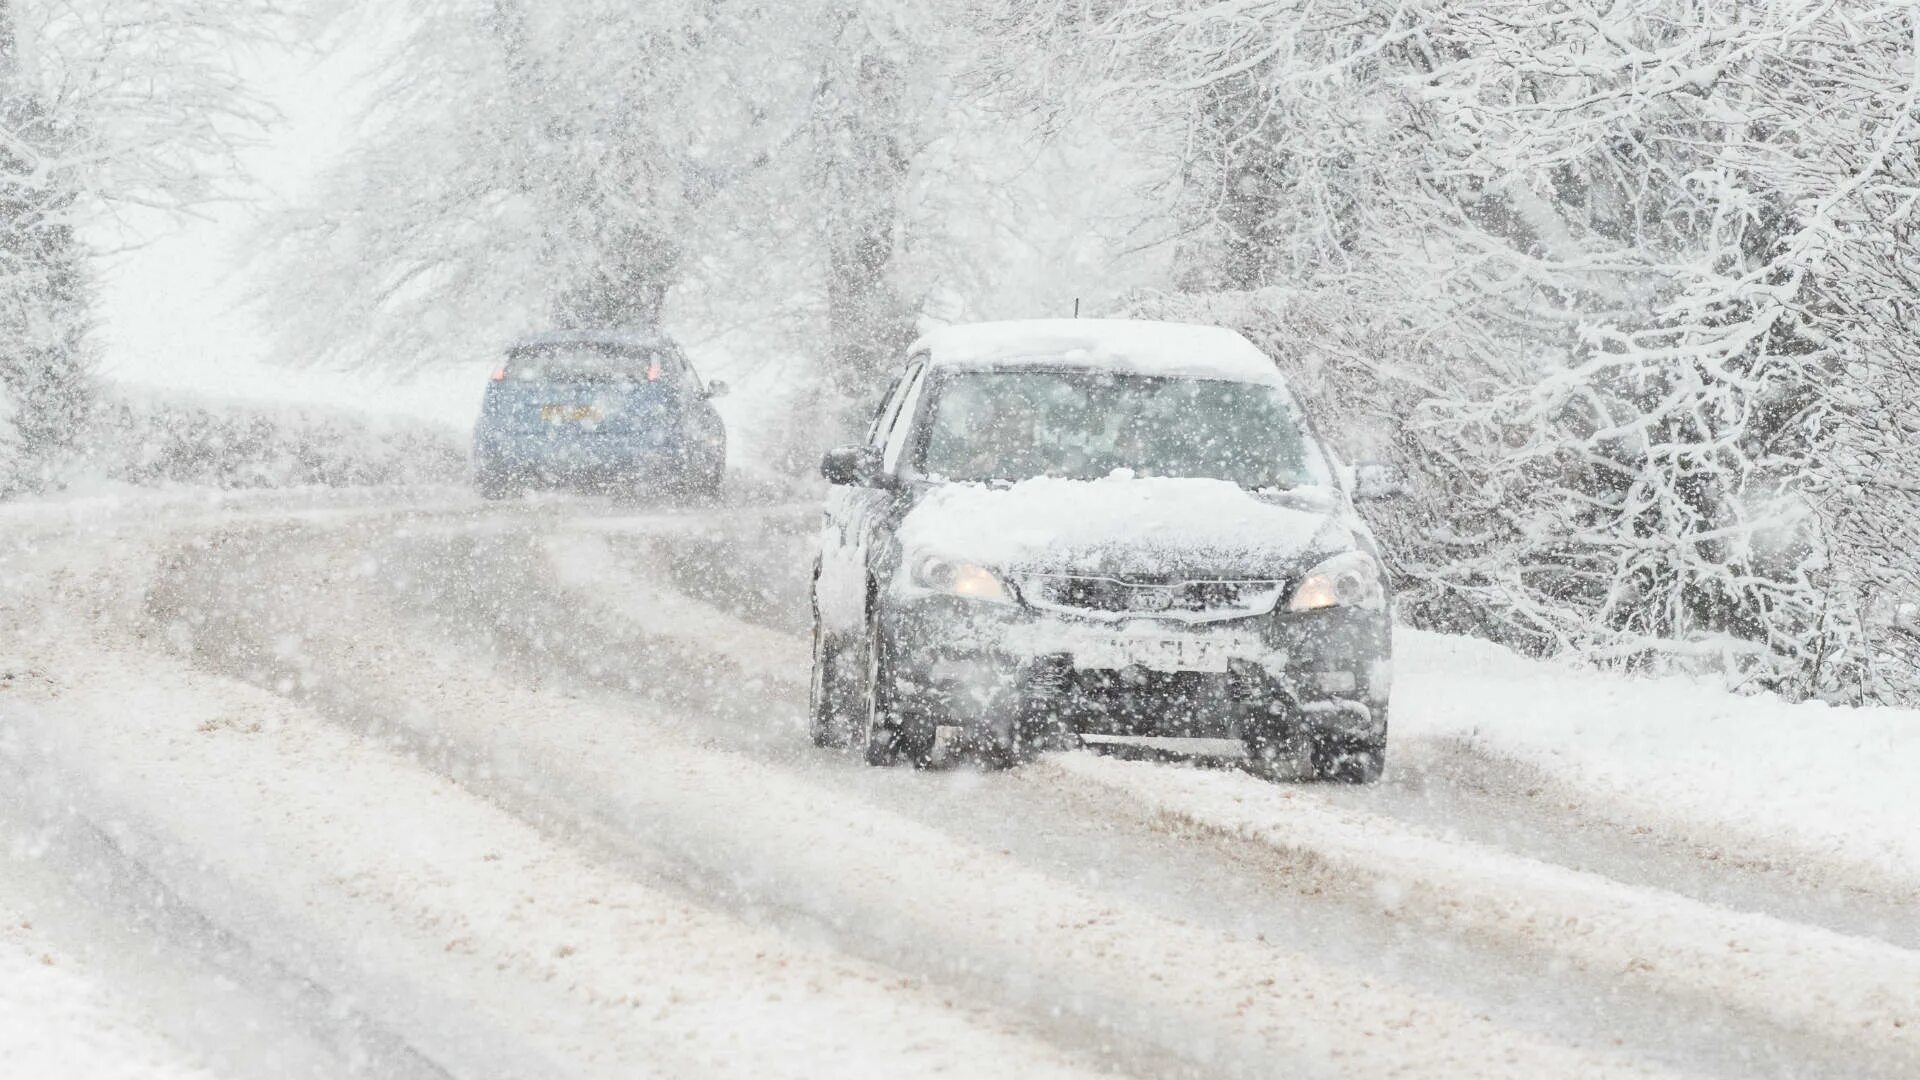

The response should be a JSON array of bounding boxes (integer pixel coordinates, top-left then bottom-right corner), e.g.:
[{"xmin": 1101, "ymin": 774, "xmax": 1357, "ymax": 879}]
[
  {"xmin": 472, "ymin": 330, "xmax": 728, "ymax": 499},
  {"xmin": 809, "ymin": 319, "xmax": 1396, "ymax": 781}
]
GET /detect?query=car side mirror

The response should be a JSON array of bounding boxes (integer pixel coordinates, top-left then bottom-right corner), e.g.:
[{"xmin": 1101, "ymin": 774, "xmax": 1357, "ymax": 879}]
[
  {"xmin": 705, "ymin": 380, "xmax": 730, "ymax": 399},
  {"xmin": 1353, "ymin": 461, "xmax": 1406, "ymax": 502},
  {"xmin": 821, "ymin": 444, "xmax": 885, "ymax": 487}
]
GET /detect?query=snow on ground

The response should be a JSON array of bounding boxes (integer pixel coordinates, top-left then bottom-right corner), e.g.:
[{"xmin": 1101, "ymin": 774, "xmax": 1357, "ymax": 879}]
[
  {"xmin": 5, "ymin": 486, "xmax": 1918, "ymax": 1078},
  {"xmin": 4, "ymin": 642, "xmax": 1113, "ymax": 1080},
  {"xmin": 0, "ymin": 914, "xmax": 220, "ymax": 1080},
  {"xmin": 1394, "ymin": 629, "xmax": 1920, "ymax": 884},
  {"xmin": 54, "ymin": 500, "xmax": 1676, "ymax": 1077},
  {"xmin": 1047, "ymin": 753, "xmax": 1920, "ymax": 1059},
  {"xmin": 545, "ymin": 530, "xmax": 801, "ymax": 674}
]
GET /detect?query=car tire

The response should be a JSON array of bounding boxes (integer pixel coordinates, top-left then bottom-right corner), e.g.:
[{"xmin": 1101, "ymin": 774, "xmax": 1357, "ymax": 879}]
[
  {"xmin": 1241, "ymin": 729, "xmax": 1298, "ymax": 778},
  {"xmin": 477, "ymin": 469, "xmax": 519, "ymax": 501},
  {"xmin": 857, "ymin": 614, "xmax": 936, "ymax": 768},
  {"xmin": 894, "ymin": 710, "xmax": 937, "ymax": 769},
  {"xmin": 1309, "ymin": 736, "xmax": 1385, "ymax": 784},
  {"xmin": 982, "ymin": 731, "xmax": 1032, "ymax": 770},
  {"xmin": 698, "ymin": 451, "xmax": 727, "ymax": 498},
  {"xmin": 808, "ymin": 617, "xmax": 851, "ymax": 749},
  {"xmin": 1236, "ymin": 703, "xmax": 1300, "ymax": 778}
]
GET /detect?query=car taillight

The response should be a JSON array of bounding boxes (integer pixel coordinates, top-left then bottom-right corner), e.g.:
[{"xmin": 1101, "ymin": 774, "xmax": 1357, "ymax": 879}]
[
  {"xmin": 490, "ymin": 366, "xmax": 507, "ymax": 382},
  {"xmin": 646, "ymin": 362, "xmax": 662, "ymax": 382}
]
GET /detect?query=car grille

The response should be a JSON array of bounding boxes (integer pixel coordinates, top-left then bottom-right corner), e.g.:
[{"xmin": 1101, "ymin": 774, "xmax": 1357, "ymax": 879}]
[{"xmin": 1016, "ymin": 574, "xmax": 1284, "ymax": 623}]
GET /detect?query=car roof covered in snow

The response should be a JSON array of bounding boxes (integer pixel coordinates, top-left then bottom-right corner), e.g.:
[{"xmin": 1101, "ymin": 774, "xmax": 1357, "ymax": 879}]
[
  {"xmin": 509, "ymin": 328, "xmax": 676, "ymax": 352},
  {"xmin": 909, "ymin": 319, "xmax": 1282, "ymax": 386}
]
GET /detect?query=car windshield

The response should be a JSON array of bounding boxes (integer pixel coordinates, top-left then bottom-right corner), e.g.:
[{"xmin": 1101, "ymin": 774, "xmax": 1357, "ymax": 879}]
[
  {"xmin": 505, "ymin": 344, "xmax": 674, "ymax": 385},
  {"xmin": 919, "ymin": 370, "xmax": 1333, "ymax": 489}
]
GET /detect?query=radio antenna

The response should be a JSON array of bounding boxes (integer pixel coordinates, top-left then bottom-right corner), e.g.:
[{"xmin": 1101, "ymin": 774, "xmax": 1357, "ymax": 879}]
[{"xmin": 1073, "ymin": 298, "xmax": 1080, "ymax": 319}]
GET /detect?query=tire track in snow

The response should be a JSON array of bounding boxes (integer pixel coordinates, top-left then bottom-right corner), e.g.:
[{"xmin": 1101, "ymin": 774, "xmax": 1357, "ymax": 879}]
[
  {"xmin": 144, "ymin": 517, "xmax": 1677, "ymax": 1079},
  {"xmin": 625, "ymin": 506, "xmax": 1920, "ymax": 951},
  {"xmin": 1046, "ymin": 753, "xmax": 1920, "ymax": 1077},
  {"xmin": 3, "ymin": 640, "xmax": 1117, "ymax": 1080},
  {"xmin": 1, "ymin": 674, "xmax": 489, "ymax": 1080},
  {"xmin": 4, "ymin": 495, "xmax": 1120, "ymax": 1080},
  {"xmin": 383, "ymin": 520, "xmax": 1837, "ymax": 1079},
  {"xmin": 0, "ymin": 902, "xmax": 229, "ymax": 1080},
  {"xmin": 1361, "ymin": 736, "xmax": 1920, "ymax": 949},
  {"xmin": 0, "ymin": 781, "xmax": 421, "ymax": 1080},
  {"xmin": 512, "ymin": 520, "xmax": 1920, "ymax": 1080}
]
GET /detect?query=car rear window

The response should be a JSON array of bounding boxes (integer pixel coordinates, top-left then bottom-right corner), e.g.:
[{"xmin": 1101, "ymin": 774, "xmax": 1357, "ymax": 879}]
[{"xmin": 503, "ymin": 344, "xmax": 680, "ymax": 385}]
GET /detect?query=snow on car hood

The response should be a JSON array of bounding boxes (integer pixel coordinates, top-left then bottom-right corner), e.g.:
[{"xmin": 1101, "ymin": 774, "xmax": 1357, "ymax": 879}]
[{"xmin": 897, "ymin": 475, "xmax": 1357, "ymax": 580}]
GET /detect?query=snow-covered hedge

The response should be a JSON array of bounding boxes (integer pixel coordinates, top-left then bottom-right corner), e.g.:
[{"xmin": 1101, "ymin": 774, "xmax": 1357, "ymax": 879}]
[{"xmin": 74, "ymin": 388, "xmax": 466, "ymax": 491}]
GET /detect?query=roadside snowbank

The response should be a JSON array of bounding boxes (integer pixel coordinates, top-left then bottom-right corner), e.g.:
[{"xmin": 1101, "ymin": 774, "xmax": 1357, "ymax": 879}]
[{"xmin": 1395, "ymin": 629, "xmax": 1920, "ymax": 883}]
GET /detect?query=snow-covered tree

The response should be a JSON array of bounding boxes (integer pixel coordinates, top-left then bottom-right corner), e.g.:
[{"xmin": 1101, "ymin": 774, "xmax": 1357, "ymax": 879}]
[
  {"xmin": 1746, "ymin": 7, "xmax": 1920, "ymax": 700},
  {"xmin": 989, "ymin": 0, "xmax": 1920, "ymax": 700},
  {"xmin": 258, "ymin": 1, "xmax": 785, "ymax": 371},
  {"xmin": 264, "ymin": 1, "xmax": 941, "ymax": 397},
  {"xmin": 813, "ymin": 7, "xmax": 918, "ymax": 398},
  {"xmin": 0, "ymin": 0, "xmax": 278, "ymax": 495}
]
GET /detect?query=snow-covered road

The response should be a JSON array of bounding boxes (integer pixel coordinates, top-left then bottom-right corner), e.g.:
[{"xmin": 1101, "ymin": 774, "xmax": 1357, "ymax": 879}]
[{"xmin": 2, "ymin": 486, "xmax": 1916, "ymax": 1079}]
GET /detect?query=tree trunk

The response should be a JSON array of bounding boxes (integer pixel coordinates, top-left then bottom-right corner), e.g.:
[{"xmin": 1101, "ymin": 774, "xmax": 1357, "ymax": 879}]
[
  {"xmin": 488, "ymin": 0, "xmax": 686, "ymax": 334},
  {"xmin": 819, "ymin": 49, "xmax": 912, "ymax": 399}
]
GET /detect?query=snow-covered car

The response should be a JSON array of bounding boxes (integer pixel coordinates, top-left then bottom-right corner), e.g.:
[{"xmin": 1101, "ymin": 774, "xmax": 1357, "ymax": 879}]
[
  {"xmin": 809, "ymin": 319, "xmax": 1396, "ymax": 781},
  {"xmin": 472, "ymin": 329, "xmax": 728, "ymax": 499}
]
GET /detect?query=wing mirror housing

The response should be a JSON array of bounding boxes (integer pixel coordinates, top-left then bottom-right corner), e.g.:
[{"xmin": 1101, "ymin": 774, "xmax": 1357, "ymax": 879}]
[
  {"xmin": 1353, "ymin": 461, "xmax": 1406, "ymax": 502},
  {"xmin": 705, "ymin": 380, "xmax": 730, "ymax": 399},
  {"xmin": 821, "ymin": 444, "xmax": 886, "ymax": 487}
]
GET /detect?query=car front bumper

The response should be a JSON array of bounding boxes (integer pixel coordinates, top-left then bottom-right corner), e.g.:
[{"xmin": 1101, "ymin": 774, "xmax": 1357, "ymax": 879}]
[{"xmin": 880, "ymin": 595, "xmax": 1390, "ymax": 743}]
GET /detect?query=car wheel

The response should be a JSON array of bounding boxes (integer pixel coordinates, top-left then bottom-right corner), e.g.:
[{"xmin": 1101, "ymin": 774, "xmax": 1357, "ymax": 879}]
[
  {"xmin": 982, "ymin": 730, "xmax": 1032, "ymax": 770},
  {"xmin": 857, "ymin": 615, "xmax": 935, "ymax": 768},
  {"xmin": 1308, "ymin": 736, "xmax": 1385, "ymax": 784},
  {"xmin": 808, "ymin": 616, "xmax": 850, "ymax": 749},
  {"xmin": 1241, "ymin": 729, "xmax": 1298, "ymax": 778},
  {"xmin": 477, "ymin": 469, "xmax": 519, "ymax": 501},
  {"xmin": 858, "ymin": 622, "xmax": 901, "ymax": 766},
  {"xmin": 953, "ymin": 705, "xmax": 1033, "ymax": 770},
  {"xmin": 894, "ymin": 709, "xmax": 937, "ymax": 769},
  {"xmin": 700, "ymin": 455, "xmax": 727, "ymax": 499},
  {"xmin": 1236, "ymin": 703, "xmax": 1300, "ymax": 779}
]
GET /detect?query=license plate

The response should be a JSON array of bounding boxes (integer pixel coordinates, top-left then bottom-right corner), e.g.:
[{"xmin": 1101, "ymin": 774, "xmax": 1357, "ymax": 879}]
[
  {"xmin": 1076, "ymin": 635, "xmax": 1232, "ymax": 673},
  {"xmin": 540, "ymin": 404, "xmax": 603, "ymax": 423}
]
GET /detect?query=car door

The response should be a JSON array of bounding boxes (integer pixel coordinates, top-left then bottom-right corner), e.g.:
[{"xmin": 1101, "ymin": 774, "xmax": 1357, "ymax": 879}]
[{"xmin": 816, "ymin": 360, "xmax": 924, "ymax": 635}]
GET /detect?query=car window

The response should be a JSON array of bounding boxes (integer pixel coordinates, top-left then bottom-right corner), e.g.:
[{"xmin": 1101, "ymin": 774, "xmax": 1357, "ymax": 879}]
[
  {"xmin": 865, "ymin": 374, "xmax": 909, "ymax": 446},
  {"xmin": 919, "ymin": 370, "xmax": 1333, "ymax": 490},
  {"xmin": 505, "ymin": 344, "xmax": 682, "ymax": 385},
  {"xmin": 881, "ymin": 365, "xmax": 930, "ymax": 473},
  {"xmin": 867, "ymin": 360, "xmax": 925, "ymax": 449},
  {"xmin": 669, "ymin": 345, "xmax": 706, "ymax": 394}
]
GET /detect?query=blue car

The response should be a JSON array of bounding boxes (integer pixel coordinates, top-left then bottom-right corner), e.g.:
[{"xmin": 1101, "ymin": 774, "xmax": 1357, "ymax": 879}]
[{"xmin": 473, "ymin": 330, "xmax": 728, "ymax": 499}]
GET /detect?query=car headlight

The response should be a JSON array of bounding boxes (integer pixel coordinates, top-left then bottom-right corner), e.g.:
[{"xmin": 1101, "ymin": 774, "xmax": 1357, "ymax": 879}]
[
  {"xmin": 1287, "ymin": 552, "xmax": 1387, "ymax": 612},
  {"xmin": 911, "ymin": 556, "xmax": 1013, "ymax": 603}
]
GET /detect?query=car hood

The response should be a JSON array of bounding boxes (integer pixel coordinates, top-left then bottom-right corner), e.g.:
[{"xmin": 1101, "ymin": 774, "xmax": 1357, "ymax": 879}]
[{"xmin": 897, "ymin": 475, "xmax": 1359, "ymax": 581}]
